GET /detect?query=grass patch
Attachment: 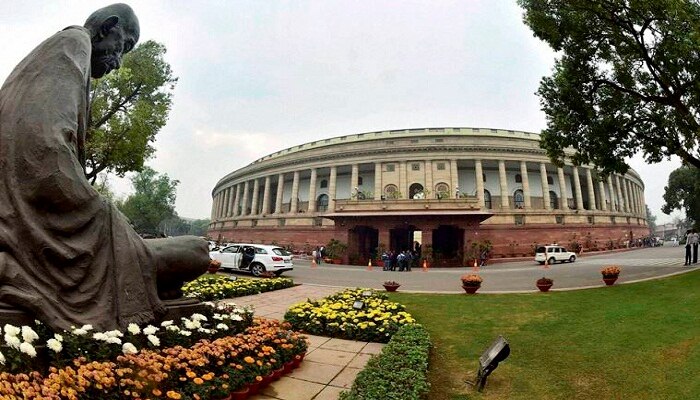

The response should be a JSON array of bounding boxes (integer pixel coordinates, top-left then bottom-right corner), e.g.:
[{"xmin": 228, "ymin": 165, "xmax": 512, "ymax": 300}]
[{"xmin": 391, "ymin": 270, "xmax": 700, "ymax": 400}]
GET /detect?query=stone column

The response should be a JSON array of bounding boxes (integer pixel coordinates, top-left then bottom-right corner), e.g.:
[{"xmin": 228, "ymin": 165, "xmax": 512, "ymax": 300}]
[
  {"xmin": 350, "ymin": 164, "xmax": 359, "ymax": 196},
  {"xmin": 629, "ymin": 183, "xmax": 636, "ymax": 215},
  {"xmin": 233, "ymin": 184, "xmax": 241, "ymax": 217},
  {"xmin": 399, "ymin": 161, "xmax": 407, "ymax": 198},
  {"xmin": 308, "ymin": 168, "xmax": 317, "ymax": 212},
  {"xmin": 218, "ymin": 191, "xmax": 225, "ymax": 218},
  {"xmin": 498, "ymin": 160, "xmax": 509, "ymax": 208},
  {"xmin": 540, "ymin": 162, "xmax": 550, "ymax": 210},
  {"xmin": 329, "ymin": 166, "xmax": 337, "ymax": 211},
  {"xmin": 572, "ymin": 166, "xmax": 584, "ymax": 210},
  {"xmin": 598, "ymin": 178, "xmax": 607, "ymax": 211},
  {"xmin": 623, "ymin": 179, "xmax": 631, "ymax": 214},
  {"xmin": 261, "ymin": 177, "xmax": 271, "ymax": 215},
  {"xmin": 226, "ymin": 186, "xmax": 235, "ymax": 216},
  {"xmin": 615, "ymin": 175, "xmax": 626, "ymax": 213},
  {"xmin": 633, "ymin": 184, "xmax": 640, "ymax": 215},
  {"xmin": 557, "ymin": 167, "xmax": 569, "ymax": 210},
  {"xmin": 640, "ymin": 186, "xmax": 646, "ymax": 216},
  {"xmin": 215, "ymin": 192, "xmax": 223, "ymax": 219},
  {"xmin": 275, "ymin": 173, "xmax": 284, "ymax": 214},
  {"xmin": 475, "ymin": 160, "xmax": 485, "ymax": 208},
  {"xmin": 520, "ymin": 161, "xmax": 531, "ymax": 209},
  {"xmin": 226, "ymin": 187, "xmax": 233, "ymax": 216},
  {"xmin": 450, "ymin": 159, "xmax": 459, "ymax": 198},
  {"xmin": 607, "ymin": 176, "xmax": 616, "ymax": 212},
  {"xmin": 425, "ymin": 160, "xmax": 434, "ymax": 198},
  {"xmin": 221, "ymin": 189, "xmax": 228, "ymax": 217},
  {"xmin": 210, "ymin": 195, "xmax": 216, "ymax": 219},
  {"xmin": 585, "ymin": 168, "xmax": 596, "ymax": 210},
  {"xmin": 212, "ymin": 193, "xmax": 219, "ymax": 219},
  {"xmin": 241, "ymin": 181, "xmax": 250, "ymax": 216},
  {"xmin": 374, "ymin": 163, "xmax": 382, "ymax": 200},
  {"xmin": 290, "ymin": 171, "xmax": 300, "ymax": 213},
  {"xmin": 250, "ymin": 179, "xmax": 260, "ymax": 215}
]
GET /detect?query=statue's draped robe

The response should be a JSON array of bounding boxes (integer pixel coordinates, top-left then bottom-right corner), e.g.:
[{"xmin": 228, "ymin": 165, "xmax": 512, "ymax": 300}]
[{"xmin": 0, "ymin": 26, "xmax": 164, "ymax": 331}]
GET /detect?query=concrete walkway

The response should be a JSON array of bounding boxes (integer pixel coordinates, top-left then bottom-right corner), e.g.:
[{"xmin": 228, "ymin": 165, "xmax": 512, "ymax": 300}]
[{"xmin": 222, "ymin": 285, "xmax": 386, "ymax": 400}]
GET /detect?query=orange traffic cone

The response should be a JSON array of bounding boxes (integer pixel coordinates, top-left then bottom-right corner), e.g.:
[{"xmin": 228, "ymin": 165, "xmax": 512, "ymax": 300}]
[
  {"xmin": 367, "ymin": 259, "xmax": 373, "ymax": 271},
  {"xmin": 311, "ymin": 258, "xmax": 317, "ymax": 269},
  {"xmin": 422, "ymin": 259, "xmax": 428, "ymax": 272}
]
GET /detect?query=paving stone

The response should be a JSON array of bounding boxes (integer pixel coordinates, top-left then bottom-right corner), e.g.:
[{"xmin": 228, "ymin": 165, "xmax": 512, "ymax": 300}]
[
  {"xmin": 360, "ymin": 342, "xmax": 385, "ymax": 355},
  {"xmin": 320, "ymin": 338, "xmax": 367, "ymax": 353},
  {"xmin": 347, "ymin": 352, "xmax": 373, "ymax": 369},
  {"xmin": 313, "ymin": 385, "xmax": 346, "ymax": 400},
  {"xmin": 260, "ymin": 377, "xmax": 326, "ymax": 400},
  {"xmin": 329, "ymin": 367, "xmax": 363, "ymax": 389},
  {"xmin": 305, "ymin": 348, "xmax": 355, "ymax": 366},
  {"xmin": 287, "ymin": 360, "xmax": 344, "ymax": 384},
  {"xmin": 305, "ymin": 334, "xmax": 331, "ymax": 349}
]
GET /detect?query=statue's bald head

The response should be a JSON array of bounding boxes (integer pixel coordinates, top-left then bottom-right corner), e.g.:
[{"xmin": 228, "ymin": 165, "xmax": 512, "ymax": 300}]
[
  {"xmin": 85, "ymin": 3, "xmax": 139, "ymax": 42},
  {"xmin": 84, "ymin": 3, "xmax": 140, "ymax": 78}
]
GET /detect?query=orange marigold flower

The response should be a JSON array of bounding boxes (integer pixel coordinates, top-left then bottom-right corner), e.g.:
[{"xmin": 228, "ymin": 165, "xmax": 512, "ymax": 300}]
[
  {"xmin": 153, "ymin": 389, "xmax": 162, "ymax": 396},
  {"xmin": 193, "ymin": 377, "xmax": 204, "ymax": 385},
  {"xmin": 244, "ymin": 356, "xmax": 255, "ymax": 364}
]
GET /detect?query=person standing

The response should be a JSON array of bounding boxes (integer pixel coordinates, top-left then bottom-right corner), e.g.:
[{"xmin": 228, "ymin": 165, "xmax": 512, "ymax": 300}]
[
  {"xmin": 684, "ymin": 230, "xmax": 692, "ymax": 265},
  {"xmin": 691, "ymin": 229, "xmax": 699, "ymax": 264}
]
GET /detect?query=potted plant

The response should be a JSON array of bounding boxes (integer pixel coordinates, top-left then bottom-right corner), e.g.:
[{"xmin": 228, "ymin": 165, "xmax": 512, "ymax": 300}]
[
  {"xmin": 325, "ymin": 239, "xmax": 347, "ymax": 264},
  {"xmin": 460, "ymin": 274, "xmax": 482, "ymax": 294},
  {"xmin": 601, "ymin": 265, "xmax": 621, "ymax": 285},
  {"xmin": 208, "ymin": 259, "xmax": 221, "ymax": 274},
  {"xmin": 536, "ymin": 276, "xmax": 554, "ymax": 292},
  {"xmin": 383, "ymin": 280, "xmax": 400, "ymax": 292}
]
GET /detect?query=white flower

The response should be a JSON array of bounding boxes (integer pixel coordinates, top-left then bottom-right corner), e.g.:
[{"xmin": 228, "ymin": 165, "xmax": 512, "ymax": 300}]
[
  {"xmin": 54, "ymin": 333, "xmax": 63, "ymax": 342},
  {"xmin": 122, "ymin": 342, "xmax": 138, "ymax": 355},
  {"xmin": 0, "ymin": 351, "xmax": 5, "ymax": 365},
  {"xmin": 230, "ymin": 314, "xmax": 243, "ymax": 321},
  {"xmin": 143, "ymin": 325, "xmax": 158, "ymax": 335},
  {"xmin": 106, "ymin": 336, "xmax": 122, "ymax": 345},
  {"xmin": 3, "ymin": 324, "xmax": 20, "ymax": 337},
  {"xmin": 191, "ymin": 313, "xmax": 207, "ymax": 322},
  {"xmin": 92, "ymin": 332, "xmax": 108, "ymax": 341},
  {"xmin": 105, "ymin": 330, "xmax": 123, "ymax": 338},
  {"xmin": 147, "ymin": 335, "xmax": 160, "ymax": 347},
  {"xmin": 160, "ymin": 320, "xmax": 174, "ymax": 327},
  {"xmin": 47, "ymin": 338, "xmax": 63, "ymax": 353},
  {"xmin": 4, "ymin": 334, "xmax": 21, "ymax": 349},
  {"xmin": 216, "ymin": 323, "xmax": 229, "ymax": 331},
  {"xmin": 166, "ymin": 325, "xmax": 180, "ymax": 332},
  {"xmin": 81, "ymin": 324, "xmax": 94, "ymax": 331},
  {"xmin": 127, "ymin": 323, "xmax": 140, "ymax": 335},
  {"xmin": 19, "ymin": 342, "xmax": 37, "ymax": 357},
  {"xmin": 179, "ymin": 330, "xmax": 191, "ymax": 336},
  {"xmin": 197, "ymin": 328, "xmax": 211, "ymax": 334},
  {"xmin": 21, "ymin": 326, "xmax": 39, "ymax": 343},
  {"xmin": 183, "ymin": 319, "xmax": 200, "ymax": 330},
  {"xmin": 72, "ymin": 328, "xmax": 87, "ymax": 336}
]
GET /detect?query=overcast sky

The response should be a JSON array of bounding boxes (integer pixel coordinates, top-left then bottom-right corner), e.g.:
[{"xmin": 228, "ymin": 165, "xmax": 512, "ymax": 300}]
[{"xmin": 0, "ymin": 0, "xmax": 684, "ymax": 224}]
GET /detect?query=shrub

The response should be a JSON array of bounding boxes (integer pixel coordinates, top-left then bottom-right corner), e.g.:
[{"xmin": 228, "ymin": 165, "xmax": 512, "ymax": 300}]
[
  {"xmin": 339, "ymin": 324, "xmax": 431, "ymax": 400},
  {"xmin": 182, "ymin": 275, "xmax": 294, "ymax": 301}
]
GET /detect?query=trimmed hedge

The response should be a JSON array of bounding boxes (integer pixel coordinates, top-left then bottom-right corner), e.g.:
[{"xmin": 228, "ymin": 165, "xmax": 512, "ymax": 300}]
[
  {"xmin": 182, "ymin": 274, "xmax": 294, "ymax": 301},
  {"xmin": 339, "ymin": 324, "xmax": 431, "ymax": 400}
]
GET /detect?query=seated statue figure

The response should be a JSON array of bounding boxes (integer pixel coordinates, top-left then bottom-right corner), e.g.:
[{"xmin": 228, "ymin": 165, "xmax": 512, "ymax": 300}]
[{"xmin": 0, "ymin": 3, "xmax": 209, "ymax": 332}]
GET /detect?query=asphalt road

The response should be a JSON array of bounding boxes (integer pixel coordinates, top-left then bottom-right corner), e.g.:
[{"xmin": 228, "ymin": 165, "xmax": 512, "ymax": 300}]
[{"xmin": 223, "ymin": 245, "xmax": 698, "ymax": 293}]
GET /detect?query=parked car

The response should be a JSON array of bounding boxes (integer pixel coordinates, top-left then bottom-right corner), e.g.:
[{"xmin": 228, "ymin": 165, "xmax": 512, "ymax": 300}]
[
  {"xmin": 209, "ymin": 243, "xmax": 293, "ymax": 276},
  {"xmin": 534, "ymin": 245, "xmax": 576, "ymax": 265}
]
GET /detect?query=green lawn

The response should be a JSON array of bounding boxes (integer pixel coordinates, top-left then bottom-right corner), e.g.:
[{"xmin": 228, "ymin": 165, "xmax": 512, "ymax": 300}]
[{"xmin": 390, "ymin": 270, "xmax": 700, "ymax": 400}]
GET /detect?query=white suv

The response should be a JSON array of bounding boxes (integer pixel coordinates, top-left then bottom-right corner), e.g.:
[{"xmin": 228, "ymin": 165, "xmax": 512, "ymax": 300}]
[
  {"xmin": 209, "ymin": 244, "xmax": 293, "ymax": 276},
  {"xmin": 535, "ymin": 245, "xmax": 577, "ymax": 265}
]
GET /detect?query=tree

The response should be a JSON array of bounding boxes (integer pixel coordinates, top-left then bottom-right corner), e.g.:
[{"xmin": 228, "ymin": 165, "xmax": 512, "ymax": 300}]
[
  {"xmin": 518, "ymin": 0, "xmax": 700, "ymax": 174},
  {"xmin": 86, "ymin": 40, "xmax": 177, "ymax": 184},
  {"xmin": 93, "ymin": 173, "xmax": 116, "ymax": 202},
  {"xmin": 645, "ymin": 204, "xmax": 657, "ymax": 236},
  {"xmin": 662, "ymin": 165, "xmax": 700, "ymax": 227},
  {"xmin": 118, "ymin": 167, "xmax": 179, "ymax": 235}
]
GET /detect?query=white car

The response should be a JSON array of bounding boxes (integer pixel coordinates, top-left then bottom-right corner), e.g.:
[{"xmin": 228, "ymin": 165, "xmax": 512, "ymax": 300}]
[
  {"xmin": 209, "ymin": 243, "xmax": 293, "ymax": 276},
  {"xmin": 535, "ymin": 245, "xmax": 577, "ymax": 265}
]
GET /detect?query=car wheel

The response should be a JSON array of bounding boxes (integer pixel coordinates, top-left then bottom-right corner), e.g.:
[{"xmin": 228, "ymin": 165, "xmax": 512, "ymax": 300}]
[
  {"xmin": 569, "ymin": 255, "xmax": 576, "ymax": 263},
  {"xmin": 250, "ymin": 263, "xmax": 266, "ymax": 277},
  {"xmin": 548, "ymin": 257, "xmax": 556, "ymax": 265},
  {"xmin": 538, "ymin": 261, "xmax": 545, "ymax": 265}
]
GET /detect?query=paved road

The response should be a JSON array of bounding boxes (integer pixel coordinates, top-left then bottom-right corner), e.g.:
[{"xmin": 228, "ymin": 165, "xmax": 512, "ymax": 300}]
[{"xmin": 223, "ymin": 245, "xmax": 698, "ymax": 293}]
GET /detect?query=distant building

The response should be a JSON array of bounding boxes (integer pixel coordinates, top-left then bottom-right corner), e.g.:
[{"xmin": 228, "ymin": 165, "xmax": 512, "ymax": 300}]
[{"xmin": 209, "ymin": 127, "xmax": 649, "ymax": 265}]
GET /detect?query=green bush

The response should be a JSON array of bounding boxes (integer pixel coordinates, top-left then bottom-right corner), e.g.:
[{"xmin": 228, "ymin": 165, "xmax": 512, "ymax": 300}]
[
  {"xmin": 339, "ymin": 324, "xmax": 431, "ymax": 400},
  {"xmin": 182, "ymin": 274, "xmax": 294, "ymax": 301}
]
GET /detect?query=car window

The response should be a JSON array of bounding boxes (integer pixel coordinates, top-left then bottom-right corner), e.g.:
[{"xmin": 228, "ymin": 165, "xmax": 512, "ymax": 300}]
[
  {"xmin": 561, "ymin": 247, "xmax": 568, "ymax": 252},
  {"xmin": 536, "ymin": 246, "xmax": 546, "ymax": 253},
  {"xmin": 272, "ymin": 248, "xmax": 291, "ymax": 256},
  {"xmin": 554, "ymin": 248, "xmax": 561, "ymax": 253},
  {"xmin": 254, "ymin": 247, "xmax": 267, "ymax": 254},
  {"xmin": 222, "ymin": 245, "xmax": 239, "ymax": 253}
]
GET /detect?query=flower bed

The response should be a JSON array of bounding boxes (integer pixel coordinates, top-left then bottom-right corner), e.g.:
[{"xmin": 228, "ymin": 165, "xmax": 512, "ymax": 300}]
[
  {"xmin": 338, "ymin": 324, "xmax": 431, "ymax": 400},
  {"xmin": 0, "ymin": 309, "xmax": 309, "ymax": 399},
  {"xmin": 284, "ymin": 288, "xmax": 416, "ymax": 343},
  {"xmin": 182, "ymin": 274, "xmax": 295, "ymax": 301}
]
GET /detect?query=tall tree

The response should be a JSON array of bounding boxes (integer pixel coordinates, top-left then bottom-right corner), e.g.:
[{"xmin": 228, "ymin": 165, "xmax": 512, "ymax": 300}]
[
  {"xmin": 662, "ymin": 165, "xmax": 700, "ymax": 227},
  {"xmin": 518, "ymin": 0, "xmax": 700, "ymax": 174},
  {"xmin": 118, "ymin": 167, "xmax": 179, "ymax": 235},
  {"xmin": 86, "ymin": 40, "xmax": 177, "ymax": 184},
  {"xmin": 645, "ymin": 204, "xmax": 657, "ymax": 236}
]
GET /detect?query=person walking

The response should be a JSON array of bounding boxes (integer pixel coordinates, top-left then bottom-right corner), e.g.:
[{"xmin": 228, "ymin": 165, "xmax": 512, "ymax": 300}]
[{"xmin": 684, "ymin": 230, "xmax": 692, "ymax": 266}]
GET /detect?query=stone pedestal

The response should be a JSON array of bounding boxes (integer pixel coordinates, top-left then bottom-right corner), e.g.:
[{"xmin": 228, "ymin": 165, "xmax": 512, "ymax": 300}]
[{"xmin": 158, "ymin": 297, "xmax": 208, "ymax": 322}]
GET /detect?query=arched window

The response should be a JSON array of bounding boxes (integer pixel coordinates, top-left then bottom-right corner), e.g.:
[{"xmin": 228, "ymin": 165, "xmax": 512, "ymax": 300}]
[
  {"xmin": 435, "ymin": 182, "xmax": 450, "ymax": 199},
  {"xmin": 513, "ymin": 189, "xmax": 524, "ymax": 209},
  {"xmin": 549, "ymin": 191, "xmax": 559, "ymax": 209},
  {"xmin": 317, "ymin": 194, "xmax": 329, "ymax": 212},
  {"xmin": 358, "ymin": 176, "xmax": 363, "ymax": 185},
  {"xmin": 384, "ymin": 184, "xmax": 399, "ymax": 199},
  {"xmin": 547, "ymin": 175, "xmax": 554, "ymax": 185},
  {"xmin": 484, "ymin": 189, "xmax": 492, "ymax": 209},
  {"xmin": 515, "ymin": 174, "xmax": 522, "ymax": 183},
  {"xmin": 409, "ymin": 183, "xmax": 424, "ymax": 199},
  {"xmin": 320, "ymin": 179, "xmax": 328, "ymax": 189}
]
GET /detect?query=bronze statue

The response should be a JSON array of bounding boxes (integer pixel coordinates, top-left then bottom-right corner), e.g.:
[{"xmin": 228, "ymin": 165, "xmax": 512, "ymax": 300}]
[{"xmin": 0, "ymin": 3, "xmax": 208, "ymax": 331}]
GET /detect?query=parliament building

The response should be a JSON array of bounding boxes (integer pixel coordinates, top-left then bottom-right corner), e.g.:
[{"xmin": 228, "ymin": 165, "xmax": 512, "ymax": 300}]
[{"xmin": 208, "ymin": 127, "xmax": 649, "ymax": 265}]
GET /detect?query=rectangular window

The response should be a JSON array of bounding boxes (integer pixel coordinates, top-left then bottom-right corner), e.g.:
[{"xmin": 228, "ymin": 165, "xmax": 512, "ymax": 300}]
[
  {"xmin": 313, "ymin": 217, "xmax": 323, "ymax": 227},
  {"xmin": 411, "ymin": 163, "xmax": 420, "ymax": 171},
  {"xmin": 555, "ymin": 215, "xmax": 563, "ymax": 224},
  {"xmin": 588, "ymin": 216, "xmax": 595, "ymax": 225},
  {"xmin": 386, "ymin": 164, "xmax": 395, "ymax": 172},
  {"xmin": 611, "ymin": 216, "xmax": 616, "ymax": 224},
  {"xmin": 278, "ymin": 218, "xmax": 286, "ymax": 227},
  {"xmin": 515, "ymin": 215, "xmax": 524, "ymax": 225},
  {"xmin": 437, "ymin": 162, "xmax": 446, "ymax": 170}
]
